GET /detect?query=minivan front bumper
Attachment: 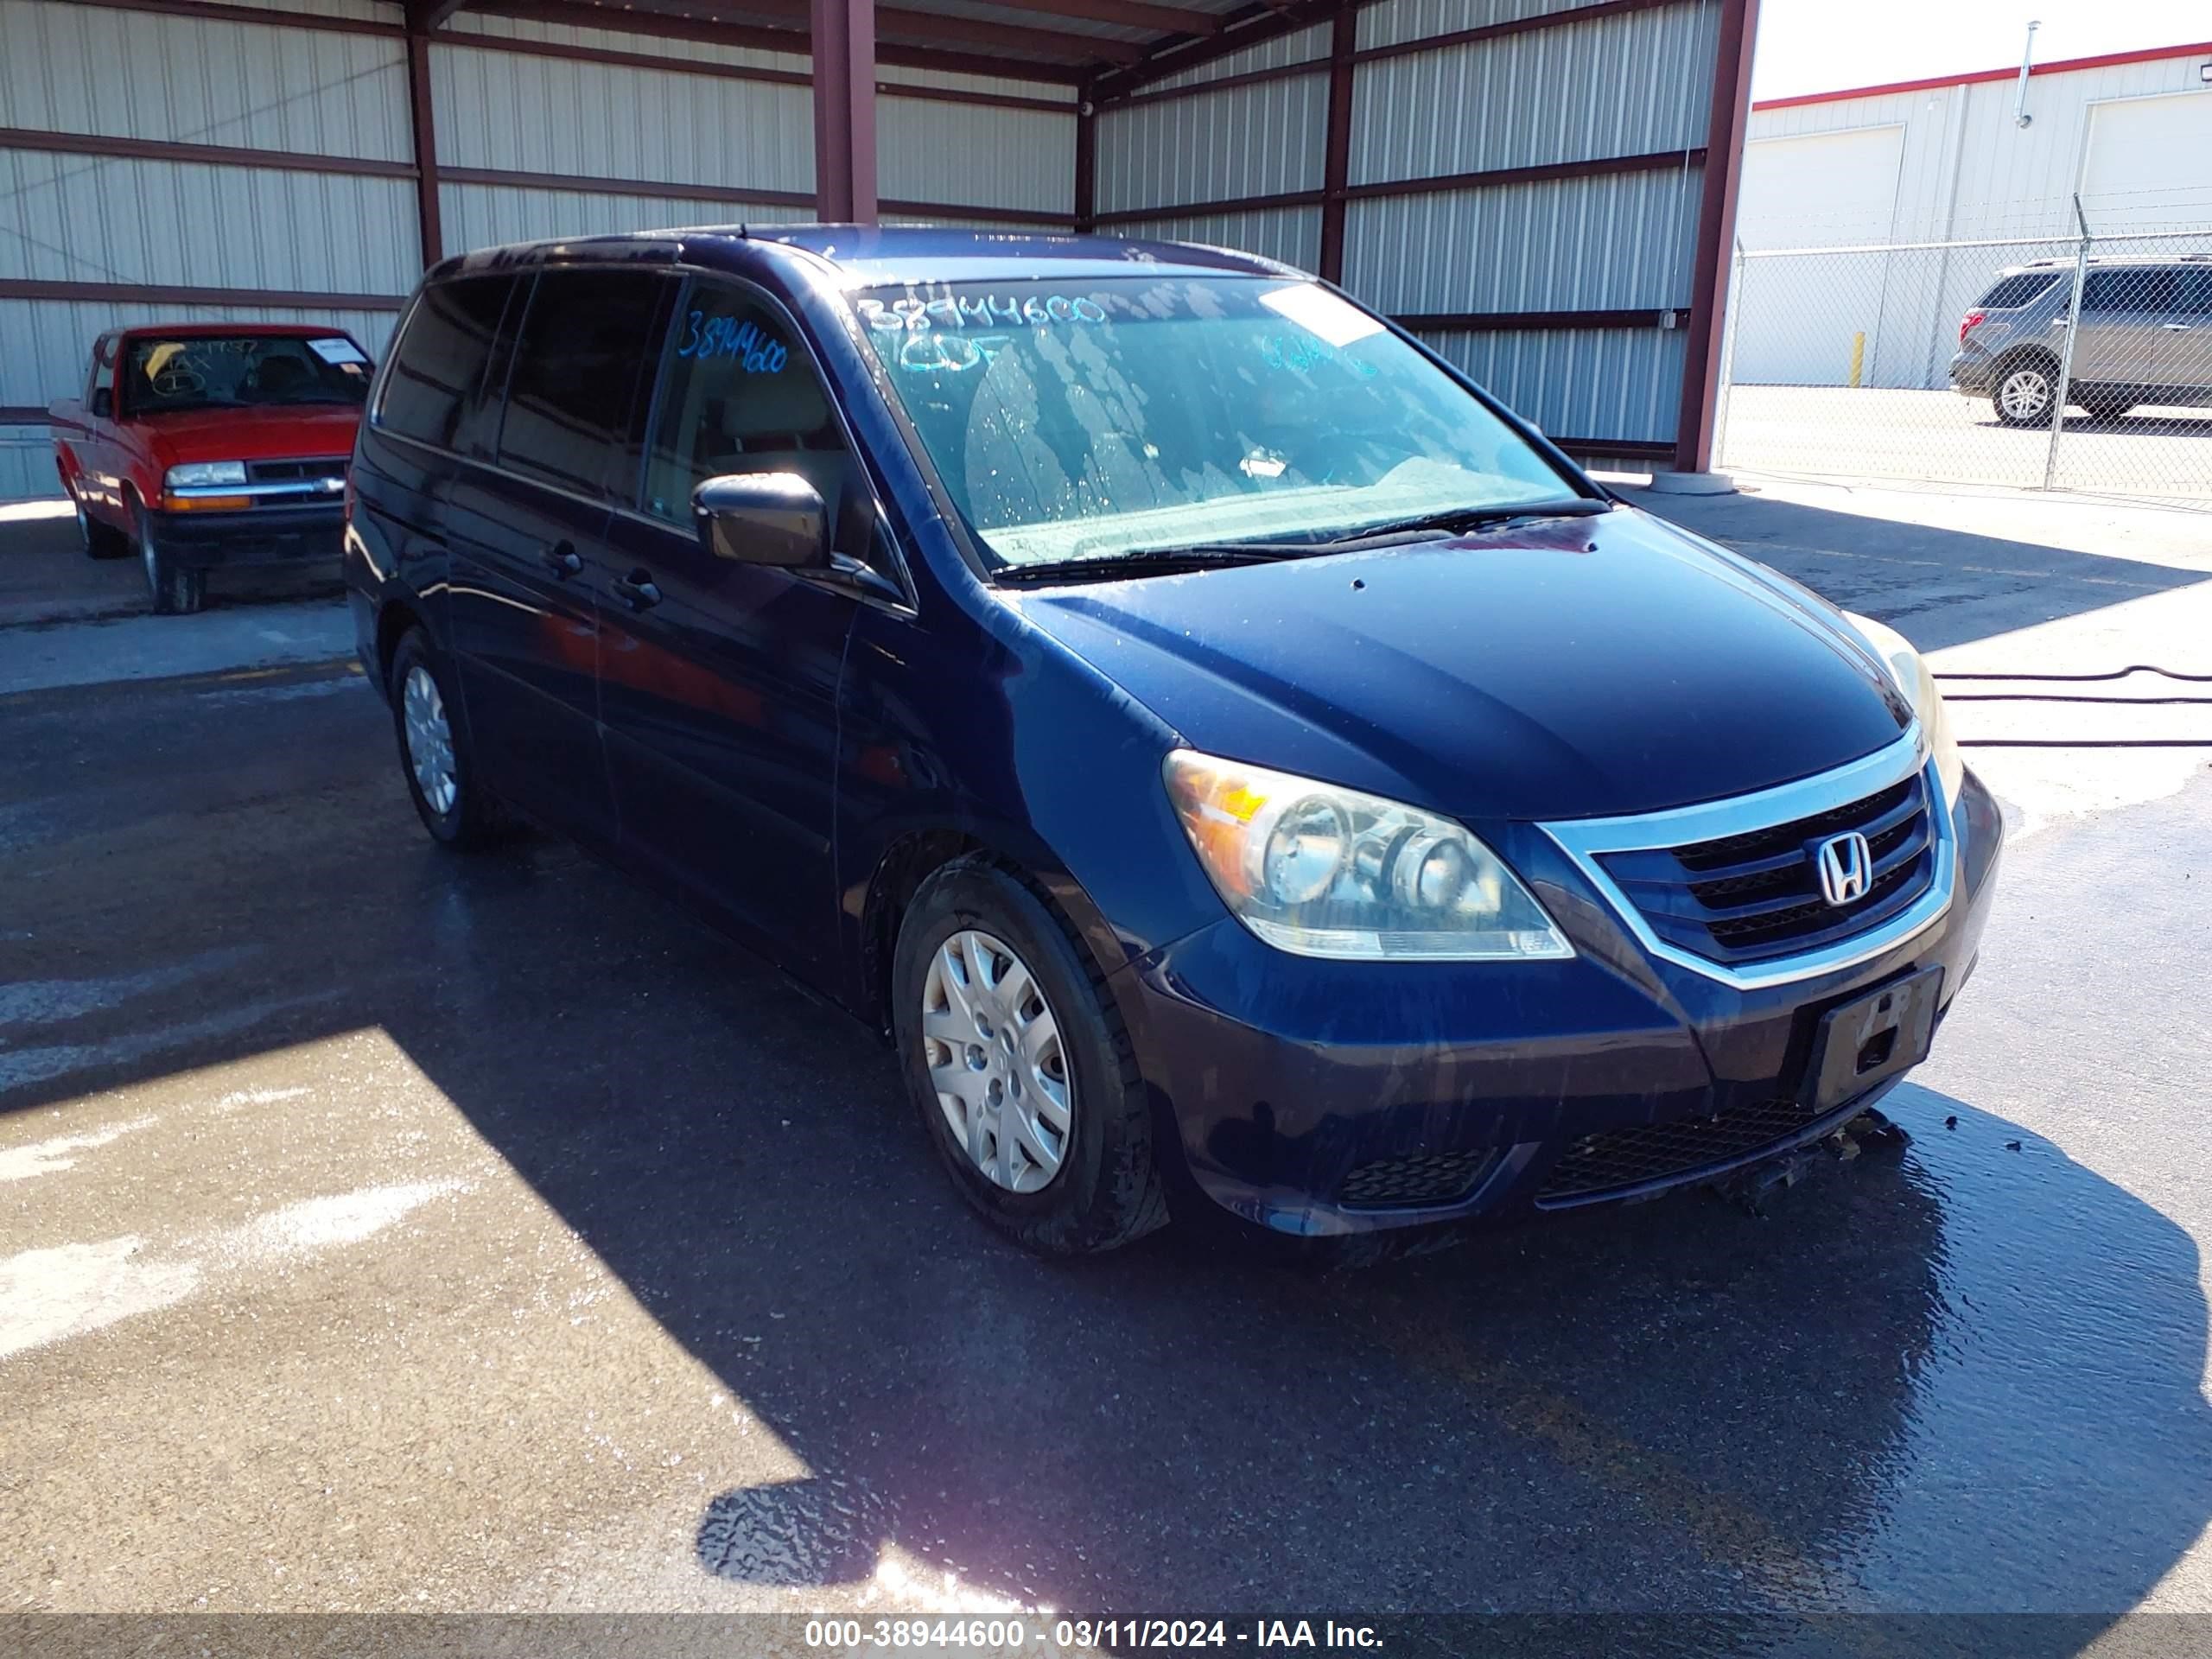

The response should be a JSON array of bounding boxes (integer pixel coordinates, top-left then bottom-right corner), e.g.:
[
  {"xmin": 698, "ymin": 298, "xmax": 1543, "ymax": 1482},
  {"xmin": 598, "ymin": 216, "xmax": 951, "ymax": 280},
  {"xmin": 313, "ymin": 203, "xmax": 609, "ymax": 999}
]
[{"xmin": 1114, "ymin": 765, "xmax": 2003, "ymax": 1238}]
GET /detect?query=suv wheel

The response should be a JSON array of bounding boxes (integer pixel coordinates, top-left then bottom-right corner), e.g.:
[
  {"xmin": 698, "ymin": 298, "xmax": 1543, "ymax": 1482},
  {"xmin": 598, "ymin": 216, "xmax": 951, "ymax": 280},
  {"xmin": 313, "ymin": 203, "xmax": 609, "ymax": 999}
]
[
  {"xmin": 893, "ymin": 857, "xmax": 1167, "ymax": 1256},
  {"xmin": 389, "ymin": 627, "xmax": 511, "ymax": 849},
  {"xmin": 1993, "ymin": 359, "xmax": 2057, "ymax": 428}
]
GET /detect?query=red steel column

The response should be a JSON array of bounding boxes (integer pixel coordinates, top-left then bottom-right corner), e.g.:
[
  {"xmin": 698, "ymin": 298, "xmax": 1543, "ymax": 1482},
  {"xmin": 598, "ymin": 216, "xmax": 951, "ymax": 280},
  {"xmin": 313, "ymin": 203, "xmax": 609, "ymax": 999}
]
[
  {"xmin": 1670, "ymin": 0, "xmax": 1759, "ymax": 474},
  {"xmin": 404, "ymin": 16, "xmax": 443, "ymax": 267},
  {"xmin": 1316, "ymin": 3, "xmax": 1355, "ymax": 283},
  {"xmin": 811, "ymin": 0, "xmax": 879, "ymax": 223}
]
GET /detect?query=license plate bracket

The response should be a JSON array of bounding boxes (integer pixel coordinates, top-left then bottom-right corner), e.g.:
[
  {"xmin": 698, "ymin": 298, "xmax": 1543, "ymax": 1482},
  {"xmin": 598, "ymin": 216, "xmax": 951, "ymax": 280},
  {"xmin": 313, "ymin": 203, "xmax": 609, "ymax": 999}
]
[{"xmin": 1802, "ymin": 965, "xmax": 1943, "ymax": 1112}]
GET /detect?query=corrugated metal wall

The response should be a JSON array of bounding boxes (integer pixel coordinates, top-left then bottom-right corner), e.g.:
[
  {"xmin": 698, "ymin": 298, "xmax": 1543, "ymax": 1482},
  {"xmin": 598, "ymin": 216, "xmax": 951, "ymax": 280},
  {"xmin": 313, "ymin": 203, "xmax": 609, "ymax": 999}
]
[{"xmin": 1092, "ymin": 0, "xmax": 1723, "ymax": 455}]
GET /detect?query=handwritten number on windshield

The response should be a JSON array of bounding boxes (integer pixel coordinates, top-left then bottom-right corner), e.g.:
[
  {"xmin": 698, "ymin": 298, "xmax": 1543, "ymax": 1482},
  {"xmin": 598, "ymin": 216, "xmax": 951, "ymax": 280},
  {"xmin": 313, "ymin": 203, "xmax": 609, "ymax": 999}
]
[{"xmin": 678, "ymin": 311, "xmax": 788, "ymax": 374}]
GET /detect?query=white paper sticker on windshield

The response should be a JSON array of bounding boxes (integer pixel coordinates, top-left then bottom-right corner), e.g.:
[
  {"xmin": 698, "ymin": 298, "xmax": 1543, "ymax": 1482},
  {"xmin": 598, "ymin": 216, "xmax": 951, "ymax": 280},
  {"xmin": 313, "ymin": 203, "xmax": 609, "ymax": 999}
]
[
  {"xmin": 1258, "ymin": 283, "xmax": 1385, "ymax": 349},
  {"xmin": 307, "ymin": 337, "xmax": 367, "ymax": 365}
]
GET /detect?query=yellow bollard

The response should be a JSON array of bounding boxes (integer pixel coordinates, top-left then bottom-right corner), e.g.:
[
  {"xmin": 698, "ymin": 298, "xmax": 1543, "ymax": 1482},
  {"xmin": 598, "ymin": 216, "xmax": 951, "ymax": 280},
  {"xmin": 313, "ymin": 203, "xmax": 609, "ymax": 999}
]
[{"xmin": 1848, "ymin": 331, "xmax": 1866, "ymax": 389}]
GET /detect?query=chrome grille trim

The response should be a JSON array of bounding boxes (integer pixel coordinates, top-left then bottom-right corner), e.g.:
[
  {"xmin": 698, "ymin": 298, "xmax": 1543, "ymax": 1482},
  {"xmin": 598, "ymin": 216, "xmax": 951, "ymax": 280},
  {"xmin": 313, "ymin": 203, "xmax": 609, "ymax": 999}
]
[{"xmin": 1540, "ymin": 728, "xmax": 1955, "ymax": 991}]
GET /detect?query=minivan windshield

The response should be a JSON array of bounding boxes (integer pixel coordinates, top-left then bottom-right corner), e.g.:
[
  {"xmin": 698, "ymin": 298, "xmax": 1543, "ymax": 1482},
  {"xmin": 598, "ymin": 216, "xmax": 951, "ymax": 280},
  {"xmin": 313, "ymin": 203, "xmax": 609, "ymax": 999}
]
[{"xmin": 852, "ymin": 276, "xmax": 1581, "ymax": 569}]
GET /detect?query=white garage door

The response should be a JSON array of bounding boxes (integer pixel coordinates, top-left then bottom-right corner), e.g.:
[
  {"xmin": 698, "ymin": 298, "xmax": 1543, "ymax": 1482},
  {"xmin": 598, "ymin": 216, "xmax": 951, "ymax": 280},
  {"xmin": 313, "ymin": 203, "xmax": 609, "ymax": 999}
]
[
  {"xmin": 2080, "ymin": 89, "xmax": 2212, "ymax": 231},
  {"xmin": 1732, "ymin": 124, "xmax": 1905, "ymax": 385}
]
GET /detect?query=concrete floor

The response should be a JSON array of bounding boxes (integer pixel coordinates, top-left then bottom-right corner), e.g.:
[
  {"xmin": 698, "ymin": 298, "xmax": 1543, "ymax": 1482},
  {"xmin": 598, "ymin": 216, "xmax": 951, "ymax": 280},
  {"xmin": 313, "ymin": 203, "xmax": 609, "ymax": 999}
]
[
  {"xmin": 1, "ymin": 483, "xmax": 2209, "ymax": 1651},
  {"xmin": 1716, "ymin": 385, "xmax": 2212, "ymax": 502}
]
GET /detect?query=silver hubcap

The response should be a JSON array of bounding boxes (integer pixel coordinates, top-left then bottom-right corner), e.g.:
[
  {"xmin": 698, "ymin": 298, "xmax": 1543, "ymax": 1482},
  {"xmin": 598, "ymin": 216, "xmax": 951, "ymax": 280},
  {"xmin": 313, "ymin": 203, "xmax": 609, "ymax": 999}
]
[
  {"xmin": 141, "ymin": 530, "xmax": 156, "ymax": 588},
  {"xmin": 921, "ymin": 929, "xmax": 1072, "ymax": 1193},
  {"xmin": 402, "ymin": 664, "xmax": 459, "ymax": 817},
  {"xmin": 1999, "ymin": 369, "xmax": 2050, "ymax": 420}
]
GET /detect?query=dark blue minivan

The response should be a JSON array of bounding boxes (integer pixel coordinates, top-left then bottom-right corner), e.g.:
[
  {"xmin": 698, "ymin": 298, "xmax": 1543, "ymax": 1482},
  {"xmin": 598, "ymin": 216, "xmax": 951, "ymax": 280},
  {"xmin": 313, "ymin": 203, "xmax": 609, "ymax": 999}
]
[{"xmin": 345, "ymin": 227, "xmax": 2003, "ymax": 1256}]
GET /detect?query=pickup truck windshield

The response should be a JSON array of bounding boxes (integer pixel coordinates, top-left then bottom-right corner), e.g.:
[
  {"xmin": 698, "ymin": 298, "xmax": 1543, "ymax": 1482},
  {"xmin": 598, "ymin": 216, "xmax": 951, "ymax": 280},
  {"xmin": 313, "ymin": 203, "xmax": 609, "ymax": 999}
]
[
  {"xmin": 852, "ymin": 276, "xmax": 1579, "ymax": 569},
  {"xmin": 124, "ymin": 334, "xmax": 371, "ymax": 416}
]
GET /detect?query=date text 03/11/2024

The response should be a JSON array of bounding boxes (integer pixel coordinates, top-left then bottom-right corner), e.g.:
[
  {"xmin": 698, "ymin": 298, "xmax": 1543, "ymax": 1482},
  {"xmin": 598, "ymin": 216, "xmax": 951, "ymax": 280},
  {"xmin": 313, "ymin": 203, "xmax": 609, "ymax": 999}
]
[{"xmin": 802, "ymin": 1618, "xmax": 1386, "ymax": 1650}]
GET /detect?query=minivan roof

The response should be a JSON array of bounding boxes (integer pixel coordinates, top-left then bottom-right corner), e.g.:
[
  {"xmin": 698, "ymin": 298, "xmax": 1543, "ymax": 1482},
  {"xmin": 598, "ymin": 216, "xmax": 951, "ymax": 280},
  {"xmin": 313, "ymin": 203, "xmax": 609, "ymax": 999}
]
[{"xmin": 426, "ymin": 225, "xmax": 1304, "ymax": 289}]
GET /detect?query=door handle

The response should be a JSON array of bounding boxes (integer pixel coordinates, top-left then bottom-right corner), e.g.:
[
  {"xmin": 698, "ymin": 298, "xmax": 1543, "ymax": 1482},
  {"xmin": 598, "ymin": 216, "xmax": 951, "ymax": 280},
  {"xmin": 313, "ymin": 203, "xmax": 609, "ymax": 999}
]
[
  {"xmin": 612, "ymin": 569, "xmax": 663, "ymax": 611},
  {"xmin": 540, "ymin": 542, "xmax": 582, "ymax": 578},
  {"xmin": 2164, "ymin": 322, "xmax": 2194, "ymax": 331}
]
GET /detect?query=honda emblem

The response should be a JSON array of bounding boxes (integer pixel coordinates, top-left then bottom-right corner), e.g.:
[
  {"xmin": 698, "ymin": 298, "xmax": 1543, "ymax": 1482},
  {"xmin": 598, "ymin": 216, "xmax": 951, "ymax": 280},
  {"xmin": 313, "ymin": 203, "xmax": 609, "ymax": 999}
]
[{"xmin": 1815, "ymin": 831, "xmax": 1872, "ymax": 906}]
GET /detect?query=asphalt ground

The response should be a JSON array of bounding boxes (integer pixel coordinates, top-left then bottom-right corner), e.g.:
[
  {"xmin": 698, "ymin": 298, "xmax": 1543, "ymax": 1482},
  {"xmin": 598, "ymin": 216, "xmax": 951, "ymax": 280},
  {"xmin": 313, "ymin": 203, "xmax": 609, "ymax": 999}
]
[{"xmin": 1, "ymin": 481, "xmax": 2209, "ymax": 1656}]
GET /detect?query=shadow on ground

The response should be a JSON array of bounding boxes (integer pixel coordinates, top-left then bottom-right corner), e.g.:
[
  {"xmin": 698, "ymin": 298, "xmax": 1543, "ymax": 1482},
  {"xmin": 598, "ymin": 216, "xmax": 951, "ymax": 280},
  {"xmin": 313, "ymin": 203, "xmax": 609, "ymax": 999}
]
[
  {"xmin": 1625, "ymin": 485, "xmax": 2208, "ymax": 652},
  {"xmin": 3, "ymin": 665, "xmax": 2209, "ymax": 1643}
]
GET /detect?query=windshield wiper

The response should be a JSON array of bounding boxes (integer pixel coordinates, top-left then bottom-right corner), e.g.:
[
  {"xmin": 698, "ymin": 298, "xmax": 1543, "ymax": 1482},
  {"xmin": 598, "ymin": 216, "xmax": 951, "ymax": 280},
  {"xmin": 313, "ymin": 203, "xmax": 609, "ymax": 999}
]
[
  {"xmin": 996, "ymin": 543, "xmax": 1310, "ymax": 585},
  {"xmin": 1322, "ymin": 498, "xmax": 1613, "ymax": 546}
]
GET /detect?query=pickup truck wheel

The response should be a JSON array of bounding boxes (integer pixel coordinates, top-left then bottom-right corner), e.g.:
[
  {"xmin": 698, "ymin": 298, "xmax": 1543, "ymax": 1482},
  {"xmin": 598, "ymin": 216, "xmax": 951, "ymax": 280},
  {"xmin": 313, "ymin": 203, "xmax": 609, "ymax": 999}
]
[
  {"xmin": 134, "ymin": 498, "xmax": 205, "ymax": 615},
  {"xmin": 389, "ymin": 627, "xmax": 510, "ymax": 851},
  {"xmin": 75, "ymin": 499, "xmax": 129, "ymax": 560},
  {"xmin": 893, "ymin": 858, "xmax": 1168, "ymax": 1257}
]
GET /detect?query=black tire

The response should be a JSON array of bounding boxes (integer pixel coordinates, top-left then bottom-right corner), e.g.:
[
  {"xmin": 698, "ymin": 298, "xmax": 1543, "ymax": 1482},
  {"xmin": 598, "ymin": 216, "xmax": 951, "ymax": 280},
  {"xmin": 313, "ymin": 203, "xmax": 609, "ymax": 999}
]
[
  {"xmin": 133, "ymin": 494, "xmax": 205, "ymax": 614},
  {"xmin": 2082, "ymin": 396, "xmax": 2133, "ymax": 421},
  {"xmin": 74, "ymin": 494, "xmax": 130, "ymax": 560},
  {"xmin": 1992, "ymin": 356, "xmax": 2058, "ymax": 429},
  {"xmin": 388, "ymin": 626, "xmax": 511, "ymax": 850},
  {"xmin": 893, "ymin": 857, "xmax": 1167, "ymax": 1257}
]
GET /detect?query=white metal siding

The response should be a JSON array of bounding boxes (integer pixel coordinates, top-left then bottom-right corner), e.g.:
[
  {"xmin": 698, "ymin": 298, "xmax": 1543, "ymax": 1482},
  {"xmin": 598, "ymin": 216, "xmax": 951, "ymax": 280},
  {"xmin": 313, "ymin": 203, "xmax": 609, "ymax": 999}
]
[
  {"xmin": 1096, "ymin": 73, "xmax": 1329, "ymax": 213},
  {"xmin": 1103, "ymin": 207, "xmax": 1322, "ymax": 272},
  {"xmin": 1344, "ymin": 162, "xmax": 1702, "ymax": 314},
  {"xmin": 1420, "ymin": 321, "xmax": 1688, "ymax": 442},
  {"xmin": 442, "ymin": 11, "xmax": 810, "ymax": 77},
  {"xmin": 1350, "ymin": 0, "xmax": 1719, "ymax": 185},
  {"xmin": 436, "ymin": 184, "xmax": 813, "ymax": 251},
  {"xmin": 0, "ymin": 0, "xmax": 410, "ymax": 159},
  {"xmin": 1146, "ymin": 24, "xmax": 1330, "ymax": 92},
  {"xmin": 2, "ymin": 149, "xmax": 420, "ymax": 293},
  {"xmin": 431, "ymin": 41, "xmax": 814, "ymax": 195},
  {"xmin": 878, "ymin": 98, "xmax": 1075, "ymax": 215}
]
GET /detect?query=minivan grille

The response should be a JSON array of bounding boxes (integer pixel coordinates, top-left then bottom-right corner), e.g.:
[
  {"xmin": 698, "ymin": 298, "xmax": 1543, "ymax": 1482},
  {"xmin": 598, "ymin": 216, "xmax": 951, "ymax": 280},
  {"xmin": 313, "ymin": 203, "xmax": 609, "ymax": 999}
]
[
  {"xmin": 1536, "ymin": 1098, "xmax": 1824, "ymax": 1205},
  {"xmin": 247, "ymin": 456, "xmax": 349, "ymax": 483},
  {"xmin": 1596, "ymin": 772, "xmax": 1936, "ymax": 965},
  {"xmin": 1339, "ymin": 1148, "xmax": 1503, "ymax": 1209}
]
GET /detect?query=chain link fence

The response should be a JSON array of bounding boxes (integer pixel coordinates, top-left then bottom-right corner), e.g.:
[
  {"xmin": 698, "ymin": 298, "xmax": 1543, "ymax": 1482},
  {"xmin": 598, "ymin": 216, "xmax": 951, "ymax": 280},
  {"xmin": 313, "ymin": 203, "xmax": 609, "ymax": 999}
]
[{"xmin": 1715, "ymin": 209, "xmax": 2212, "ymax": 503}]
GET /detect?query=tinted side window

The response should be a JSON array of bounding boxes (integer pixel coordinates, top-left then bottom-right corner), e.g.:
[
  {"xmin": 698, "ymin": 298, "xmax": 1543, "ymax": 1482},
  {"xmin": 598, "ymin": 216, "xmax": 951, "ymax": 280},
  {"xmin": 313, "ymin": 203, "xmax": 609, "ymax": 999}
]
[
  {"xmin": 1978, "ymin": 272, "xmax": 2058, "ymax": 308},
  {"xmin": 378, "ymin": 276, "xmax": 514, "ymax": 448},
  {"xmin": 2178, "ymin": 269, "xmax": 2212, "ymax": 317},
  {"xmin": 496, "ymin": 269, "xmax": 669, "ymax": 499},
  {"xmin": 2082, "ymin": 269, "xmax": 2177, "ymax": 314}
]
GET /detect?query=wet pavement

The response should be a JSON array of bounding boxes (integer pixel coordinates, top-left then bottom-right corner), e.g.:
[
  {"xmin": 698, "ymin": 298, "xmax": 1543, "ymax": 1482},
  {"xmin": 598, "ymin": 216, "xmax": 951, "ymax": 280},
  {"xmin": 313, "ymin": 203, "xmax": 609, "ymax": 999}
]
[{"xmin": 3, "ymin": 526, "xmax": 2211, "ymax": 1646}]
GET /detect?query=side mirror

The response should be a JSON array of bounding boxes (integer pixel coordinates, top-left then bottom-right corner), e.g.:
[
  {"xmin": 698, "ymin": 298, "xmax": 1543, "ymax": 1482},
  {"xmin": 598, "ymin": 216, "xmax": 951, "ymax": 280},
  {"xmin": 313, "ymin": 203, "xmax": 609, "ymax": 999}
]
[
  {"xmin": 693, "ymin": 472, "xmax": 830, "ymax": 570},
  {"xmin": 91, "ymin": 387, "xmax": 112, "ymax": 419}
]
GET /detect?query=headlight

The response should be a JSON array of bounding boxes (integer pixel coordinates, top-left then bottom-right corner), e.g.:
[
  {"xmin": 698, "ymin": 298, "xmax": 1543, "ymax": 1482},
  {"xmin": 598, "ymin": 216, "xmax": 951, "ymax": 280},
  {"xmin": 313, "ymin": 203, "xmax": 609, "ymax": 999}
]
[
  {"xmin": 1163, "ymin": 750, "xmax": 1573, "ymax": 962},
  {"xmin": 165, "ymin": 461, "xmax": 248, "ymax": 488},
  {"xmin": 1842, "ymin": 611, "xmax": 1964, "ymax": 808}
]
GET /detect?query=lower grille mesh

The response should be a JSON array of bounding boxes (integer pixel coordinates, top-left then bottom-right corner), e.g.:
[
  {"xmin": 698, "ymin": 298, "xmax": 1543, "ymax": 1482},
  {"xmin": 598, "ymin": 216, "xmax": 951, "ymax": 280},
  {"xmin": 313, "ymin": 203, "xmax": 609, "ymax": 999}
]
[
  {"xmin": 1340, "ymin": 1148, "xmax": 1503, "ymax": 1209},
  {"xmin": 1535, "ymin": 1098, "xmax": 1825, "ymax": 1204}
]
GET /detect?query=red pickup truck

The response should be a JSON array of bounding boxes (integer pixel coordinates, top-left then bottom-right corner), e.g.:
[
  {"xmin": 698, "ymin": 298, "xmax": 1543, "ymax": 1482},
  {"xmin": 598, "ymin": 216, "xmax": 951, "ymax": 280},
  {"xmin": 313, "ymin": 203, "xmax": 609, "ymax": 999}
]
[{"xmin": 48, "ymin": 322, "xmax": 373, "ymax": 613}]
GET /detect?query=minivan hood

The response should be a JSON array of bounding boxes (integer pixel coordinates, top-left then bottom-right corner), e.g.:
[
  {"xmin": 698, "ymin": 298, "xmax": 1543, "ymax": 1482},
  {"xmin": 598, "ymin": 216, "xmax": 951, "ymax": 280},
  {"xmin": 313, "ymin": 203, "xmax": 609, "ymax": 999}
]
[{"xmin": 1007, "ymin": 505, "xmax": 1910, "ymax": 823}]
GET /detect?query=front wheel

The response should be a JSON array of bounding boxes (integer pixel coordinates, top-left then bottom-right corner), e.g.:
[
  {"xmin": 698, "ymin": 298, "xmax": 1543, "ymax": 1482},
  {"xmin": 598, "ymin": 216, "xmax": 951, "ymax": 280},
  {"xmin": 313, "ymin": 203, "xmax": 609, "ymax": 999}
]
[
  {"xmin": 1993, "ymin": 360, "xmax": 2057, "ymax": 428},
  {"xmin": 893, "ymin": 858, "xmax": 1167, "ymax": 1257},
  {"xmin": 389, "ymin": 627, "xmax": 511, "ymax": 850},
  {"xmin": 134, "ymin": 497, "xmax": 205, "ymax": 613}
]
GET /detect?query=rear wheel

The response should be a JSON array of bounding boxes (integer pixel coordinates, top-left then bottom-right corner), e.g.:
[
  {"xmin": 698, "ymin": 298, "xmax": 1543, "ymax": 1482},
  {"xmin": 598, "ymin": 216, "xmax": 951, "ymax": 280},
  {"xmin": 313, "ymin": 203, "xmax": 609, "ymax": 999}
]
[
  {"xmin": 1993, "ymin": 359, "xmax": 2058, "ymax": 428},
  {"xmin": 134, "ymin": 495, "xmax": 205, "ymax": 614},
  {"xmin": 2082, "ymin": 394, "xmax": 2134, "ymax": 421},
  {"xmin": 893, "ymin": 858, "xmax": 1166, "ymax": 1257},
  {"xmin": 389, "ymin": 626, "xmax": 510, "ymax": 850}
]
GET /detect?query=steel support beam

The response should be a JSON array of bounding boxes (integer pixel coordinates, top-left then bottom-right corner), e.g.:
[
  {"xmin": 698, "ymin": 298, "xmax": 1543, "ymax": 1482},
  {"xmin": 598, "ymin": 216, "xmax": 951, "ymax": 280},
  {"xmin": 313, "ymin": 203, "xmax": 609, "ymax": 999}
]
[
  {"xmin": 811, "ymin": 0, "xmax": 878, "ymax": 223},
  {"xmin": 1073, "ymin": 88, "xmax": 1097, "ymax": 232},
  {"xmin": 404, "ymin": 5, "xmax": 444, "ymax": 268},
  {"xmin": 1316, "ymin": 2, "xmax": 1354, "ymax": 282},
  {"xmin": 1670, "ymin": 0, "xmax": 1758, "ymax": 474}
]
